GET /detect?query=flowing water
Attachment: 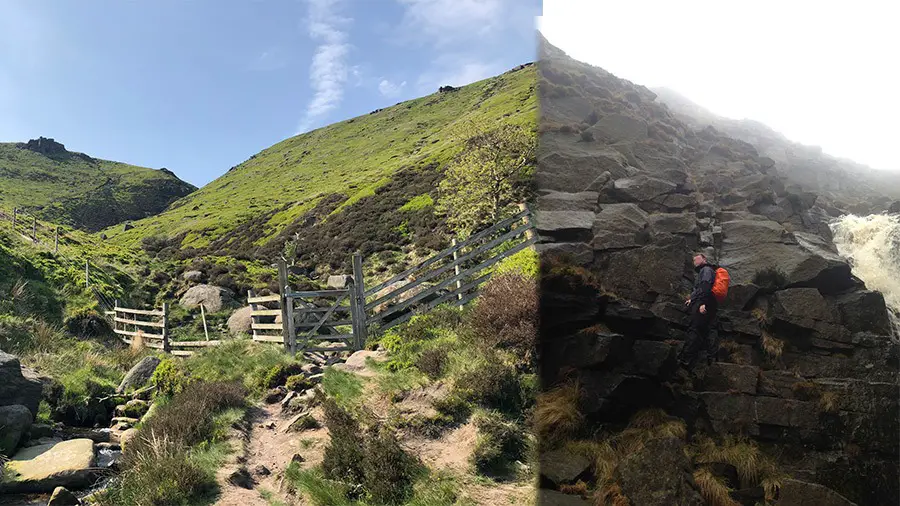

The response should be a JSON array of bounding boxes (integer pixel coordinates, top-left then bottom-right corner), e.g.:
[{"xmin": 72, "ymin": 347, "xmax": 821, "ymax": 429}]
[{"xmin": 830, "ymin": 213, "xmax": 900, "ymax": 340}]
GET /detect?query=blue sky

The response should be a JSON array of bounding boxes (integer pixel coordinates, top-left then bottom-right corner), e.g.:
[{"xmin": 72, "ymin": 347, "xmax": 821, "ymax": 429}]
[{"xmin": 0, "ymin": 0, "xmax": 540, "ymax": 187}]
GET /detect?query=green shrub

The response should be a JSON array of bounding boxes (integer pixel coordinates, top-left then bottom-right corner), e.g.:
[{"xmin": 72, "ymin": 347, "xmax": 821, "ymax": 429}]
[
  {"xmin": 466, "ymin": 272, "xmax": 537, "ymax": 369},
  {"xmin": 97, "ymin": 436, "xmax": 216, "ymax": 506},
  {"xmin": 285, "ymin": 374, "xmax": 313, "ymax": 392},
  {"xmin": 415, "ymin": 346, "xmax": 449, "ymax": 379},
  {"xmin": 320, "ymin": 397, "xmax": 365, "ymax": 486},
  {"xmin": 493, "ymin": 247, "xmax": 538, "ymax": 279},
  {"xmin": 471, "ymin": 410, "xmax": 526, "ymax": 478},
  {"xmin": 362, "ymin": 426, "xmax": 421, "ymax": 504},
  {"xmin": 152, "ymin": 359, "xmax": 191, "ymax": 398},
  {"xmin": 260, "ymin": 362, "xmax": 304, "ymax": 390},
  {"xmin": 454, "ymin": 357, "xmax": 522, "ymax": 414},
  {"xmin": 127, "ymin": 381, "xmax": 247, "ymax": 456},
  {"xmin": 64, "ymin": 307, "xmax": 112, "ymax": 338}
]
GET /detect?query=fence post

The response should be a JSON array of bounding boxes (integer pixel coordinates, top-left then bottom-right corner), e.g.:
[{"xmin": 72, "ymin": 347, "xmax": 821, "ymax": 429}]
[
  {"xmin": 54, "ymin": 227, "xmax": 59, "ymax": 253},
  {"xmin": 113, "ymin": 299, "xmax": 119, "ymax": 336},
  {"xmin": 518, "ymin": 202, "xmax": 535, "ymax": 241},
  {"xmin": 12, "ymin": 208, "xmax": 16, "ymax": 229},
  {"xmin": 452, "ymin": 238, "xmax": 463, "ymax": 310},
  {"xmin": 31, "ymin": 216, "xmax": 36, "ymax": 242},
  {"xmin": 277, "ymin": 260, "xmax": 291, "ymax": 353},
  {"xmin": 162, "ymin": 303, "xmax": 170, "ymax": 354},
  {"xmin": 200, "ymin": 303, "xmax": 209, "ymax": 341},
  {"xmin": 248, "ymin": 290, "xmax": 258, "ymax": 341},
  {"xmin": 286, "ymin": 293, "xmax": 296, "ymax": 356},
  {"xmin": 85, "ymin": 261, "xmax": 90, "ymax": 288},
  {"xmin": 351, "ymin": 253, "xmax": 368, "ymax": 351}
]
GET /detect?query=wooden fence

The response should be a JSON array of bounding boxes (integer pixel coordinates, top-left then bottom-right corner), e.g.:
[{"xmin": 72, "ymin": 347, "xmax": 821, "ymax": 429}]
[
  {"xmin": 108, "ymin": 205, "xmax": 534, "ymax": 358},
  {"xmin": 112, "ymin": 303, "xmax": 222, "ymax": 357}
]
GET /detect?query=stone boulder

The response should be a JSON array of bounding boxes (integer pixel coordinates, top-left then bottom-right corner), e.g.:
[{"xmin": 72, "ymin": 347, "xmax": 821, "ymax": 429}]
[
  {"xmin": 181, "ymin": 270, "xmax": 203, "ymax": 282},
  {"xmin": 836, "ymin": 290, "xmax": 892, "ymax": 336},
  {"xmin": 889, "ymin": 201, "xmax": 900, "ymax": 214},
  {"xmin": 116, "ymin": 356, "xmax": 161, "ymax": 394},
  {"xmin": 719, "ymin": 220, "xmax": 853, "ymax": 293},
  {"xmin": 0, "ymin": 438, "xmax": 96, "ymax": 493},
  {"xmin": 536, "ymin": 191, "xmax": 599, "ymax": 212},
  {"xmin": 608, "ymin": 175, "xmax": 677, "ymax": 203},
  {"xmin": 589, "ymin": 113, "xmax": 649, "ymax": 143},
  {"xmin": 0, "ymin": 351, "xmax": 44, "ymax": 417},
  {"xmin": 592, "ymin": 203, "xmax": 650, "ymax": 251},
  {"xmin": 536, "ymin": 148, "xmax": 629, "ymax": 193},
  {"xmin": 600, "ymin": 241, "xmax": 688, "ymax": 302},
  {"xmin": 48, "ymin": 486, "xmax": 82, "ymax": 506},
  {"xmin": 535, "ymin": 211, "xmax": 595, "ymax": 243},
  {"xmin": 326, "ymin": 275, "xmax": 352, "ymax": 289},
  {"xmin": 614, "ymin": 437, "xmax": 703, "ymax": 506},
  {"xmin": 539, "ymin": 448, "xmax": 591, "ymax": 485},
  {"xmin": 776, "ymin": 479, "xmax": 857, "ymax": 506},
  {"xmin": 0, "ymin": 404, "xmax": 33, "ymax": 456},
  {"xmin": 227, "ymin": 306, "xmax": 253, "ymax": 336},
  {"xmin": 179, "ymin": 284, "xmax": 235, "ymax": 312}
]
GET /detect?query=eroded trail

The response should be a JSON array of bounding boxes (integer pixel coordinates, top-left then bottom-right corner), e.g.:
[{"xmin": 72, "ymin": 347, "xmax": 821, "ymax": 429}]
[{"xmin": 214, "ymin": 402, "xmax": 329, "ymax": 506}]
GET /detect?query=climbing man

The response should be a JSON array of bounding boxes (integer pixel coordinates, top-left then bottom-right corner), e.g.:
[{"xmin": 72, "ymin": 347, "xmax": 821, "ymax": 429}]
[{"xmin": 678, "ymin": 253, "xmax": 729, "ymax": 371}]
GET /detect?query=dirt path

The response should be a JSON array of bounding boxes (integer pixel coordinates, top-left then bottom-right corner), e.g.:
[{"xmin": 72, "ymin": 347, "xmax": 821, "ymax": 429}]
[{"xmin": 214, "ymin": 403, "xmax": 329, "ymax": 506}]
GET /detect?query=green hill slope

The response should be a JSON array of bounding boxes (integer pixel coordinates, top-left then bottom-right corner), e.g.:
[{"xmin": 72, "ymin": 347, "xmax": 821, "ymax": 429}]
[
  {"xmin": 102, "ymin": 64, "xmax": 537, "ymax": 270},
  {"xmin": 0, "ymin": 137, "xmax": 196, "ymax": 232}
]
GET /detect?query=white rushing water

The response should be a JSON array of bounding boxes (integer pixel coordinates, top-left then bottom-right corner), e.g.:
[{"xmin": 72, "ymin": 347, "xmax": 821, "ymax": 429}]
[{"xmin": 830, "ymin": 213, "xmax": 900, "ymax": 340}]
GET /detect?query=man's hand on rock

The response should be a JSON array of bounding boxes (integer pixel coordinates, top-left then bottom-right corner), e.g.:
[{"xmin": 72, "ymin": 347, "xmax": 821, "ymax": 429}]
[{"xmin": 699, "ymin": 304, "xmax": 707, "ymax": 314}]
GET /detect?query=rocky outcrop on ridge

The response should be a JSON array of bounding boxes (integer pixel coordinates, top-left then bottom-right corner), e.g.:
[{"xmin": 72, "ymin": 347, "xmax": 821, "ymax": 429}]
[{"xmin": 535, "ymin": 35, "xmax": 898, "ymax": 506}]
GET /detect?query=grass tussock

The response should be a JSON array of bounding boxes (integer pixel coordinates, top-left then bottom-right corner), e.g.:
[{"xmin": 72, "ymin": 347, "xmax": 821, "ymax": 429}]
[
  {"xmin": 689, "ymin": 435, "xmax": 787, "ymax": 502},
  {"xmin": 819, "ymin": 390, "xmax": 840, "ymax": 413},
  {"xmin": 565, "ymin": 409, "xmax": 686, "ymax": 499},
  {"xmin": 760, "ymin": 330, "xmax": 784, "ymax": 360},
  {"xmin": 98, "ymin": 380, "xmax": 248, "ymax": 506},
  {"xmin": 534, "ymin": 380, "xmax": 584, "ymax": 445},
  {"xmin": 693, "ymin": 466, "xmax": 740, "ymax": 506}
]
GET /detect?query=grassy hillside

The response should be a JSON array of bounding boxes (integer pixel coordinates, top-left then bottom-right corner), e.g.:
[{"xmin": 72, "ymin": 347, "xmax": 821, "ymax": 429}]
[
  {"xmin": 0, "ymin": 138, "xmax": 196, "ymax": 231},
  {"xmin": 102, "ymin": 64, "xmax": 537, "ymax": 270}
]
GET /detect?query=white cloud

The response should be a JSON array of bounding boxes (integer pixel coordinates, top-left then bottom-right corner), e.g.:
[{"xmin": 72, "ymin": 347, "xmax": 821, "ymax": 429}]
[
  {"xmin": 539, "ymin": 0, "xmax": 900, "ymax": 171},
  {"xmin": 297, "ymin": 0, "xmax": 353, "ymax": 134},
  {"xmin": 378, "ymin": 79, "xmax": 407, "ymax": 97},
  {"xmin": 395, "ymin": 0, "xmax": 504, "ymax": 46},
  {"xmin": 249, "ymin": 47, "xmax": 289, "ymax": 72}
]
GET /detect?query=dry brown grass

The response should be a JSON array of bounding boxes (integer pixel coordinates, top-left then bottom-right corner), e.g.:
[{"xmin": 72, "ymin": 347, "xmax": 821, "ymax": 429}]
[
  {"xmin": 719, "ymin": 340, "xmax": 748, "ymax": 365},
  {"xmin": 750, "ymin": 307, "xmax": 768, "ymax": 324},
  {"xmin": 760, "ymin": 330, "xmax": 784, "ymax": 359},
  {"xmin": 535, "ymin": 381, "xmax": 584, "ymax": 445},
  {"xmin": 567, "ymin": 409, "xmax": 688, "ymax": 505},
  {"xmin": 559, "ymin": 480, "xmax": 590, "ymax": 497},
  {"xmin": 693, "ymin": 466, "xmax": 740, "ymax": 506},
  {"xmin": 819, "ymin": 391, "xmax": 840, "ymax": 413},
  {"xmin": 689, "ymin": 435, "xmax": 786, "ymax": 501},
  {"xmin": 592, "ymin": 482, "xmax": 630, "ymax": 506}
]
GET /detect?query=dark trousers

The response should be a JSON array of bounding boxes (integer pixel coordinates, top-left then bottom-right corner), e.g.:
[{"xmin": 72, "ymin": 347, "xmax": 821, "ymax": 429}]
[{"xmin": 679, "ymin": 300, "xmax": 718, "ymax": 370}]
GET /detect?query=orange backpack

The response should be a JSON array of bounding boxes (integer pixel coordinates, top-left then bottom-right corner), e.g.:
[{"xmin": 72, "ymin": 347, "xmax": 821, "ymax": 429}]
[{"xmin": 712, "ymin": 267, "xmax": 730, "ymax": 303}]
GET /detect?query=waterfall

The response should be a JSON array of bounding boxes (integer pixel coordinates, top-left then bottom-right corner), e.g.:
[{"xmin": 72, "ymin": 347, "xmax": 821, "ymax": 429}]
[{"xmin": 830, "ymin": 213, "xmax": 900, "ymax": 340}]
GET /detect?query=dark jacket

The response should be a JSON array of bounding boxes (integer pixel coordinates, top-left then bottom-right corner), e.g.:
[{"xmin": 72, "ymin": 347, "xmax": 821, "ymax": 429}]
[{"xmin": 690, "ymin": 263, "xmax": 717, "ymax": 307}]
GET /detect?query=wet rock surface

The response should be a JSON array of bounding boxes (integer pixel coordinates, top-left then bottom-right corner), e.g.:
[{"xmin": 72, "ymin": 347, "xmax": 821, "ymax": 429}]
[{"xmin": 536, "ymin": 35, "xmax": 898, "ymax": 505}]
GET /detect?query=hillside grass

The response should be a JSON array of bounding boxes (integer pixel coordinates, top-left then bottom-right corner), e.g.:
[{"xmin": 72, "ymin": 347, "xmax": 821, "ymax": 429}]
[
  {"xmin": 101, "ymin": 65, "xmax": 537, "ymax": 252},
  {"xmin": 0, "ymin": 142, "xmax": 195, "ymax": 231}
]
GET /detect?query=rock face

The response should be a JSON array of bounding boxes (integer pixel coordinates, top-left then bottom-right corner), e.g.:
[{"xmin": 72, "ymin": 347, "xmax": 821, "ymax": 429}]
[
  {"xmin": 0, "ymin": 404, "xmax": 33, "ymax": 456},
  {"xmin": 116, "ymin": 356, "xmax": 161, "ymax": 393},
  {"xmin": 0, "ymin": 438, "xmax": 96, "ymax": 493},
  {"xmin": 615, "ymin": 438, "xmax": 703, "ymax": 506},
  {"xmin": 179, "ymin": 284, "xmax": 235, "ymax": 312},
  {"xmin": 536, "ymin": 36, "xmax": 899, "ymax": 506},
  {"xmin": 0, "ymin": 351, "xmax": 44, "ymax": 417}
]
